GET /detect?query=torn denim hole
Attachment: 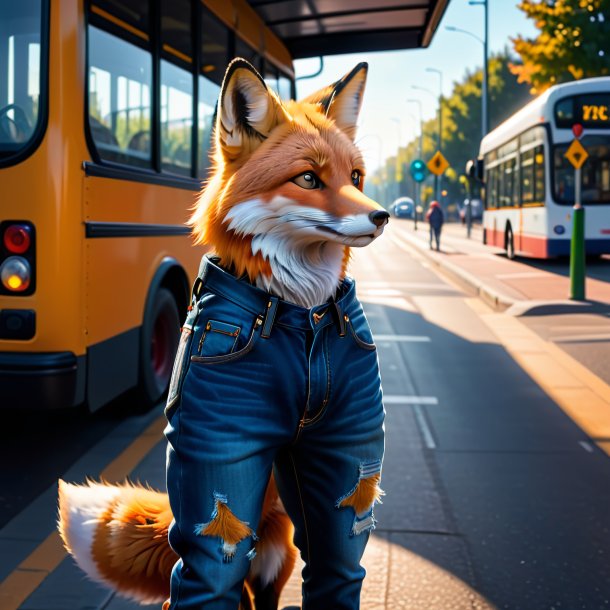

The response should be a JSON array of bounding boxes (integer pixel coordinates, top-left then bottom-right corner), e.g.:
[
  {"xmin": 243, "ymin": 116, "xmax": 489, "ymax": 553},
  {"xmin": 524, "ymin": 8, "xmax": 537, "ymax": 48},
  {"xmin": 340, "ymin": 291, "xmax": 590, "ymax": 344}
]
[
  {"xmin": 351, "ymin": 511, "xmax": 377, "ymax": 536},
  {"xmin": 194, "ymin": 491, "xmax": 253, "ymax": 562},
  {"xmin": 336, "ymin": 459, "xmax": 384, "ymax": 535}
]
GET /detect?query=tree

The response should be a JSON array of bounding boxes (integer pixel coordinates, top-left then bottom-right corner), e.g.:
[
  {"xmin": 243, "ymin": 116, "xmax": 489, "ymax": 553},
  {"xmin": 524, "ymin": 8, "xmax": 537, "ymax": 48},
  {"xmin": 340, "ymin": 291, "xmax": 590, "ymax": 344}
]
[{"xmin": 512, "ymin": 0, "xmax": 610, "ymax": 94}]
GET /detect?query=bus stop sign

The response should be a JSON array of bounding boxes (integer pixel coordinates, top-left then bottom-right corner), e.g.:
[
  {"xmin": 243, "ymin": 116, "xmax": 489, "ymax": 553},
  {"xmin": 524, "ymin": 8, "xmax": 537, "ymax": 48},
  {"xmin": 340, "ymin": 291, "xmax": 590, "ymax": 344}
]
[{"xmin": 410, "ymin": 159, "xmax": 428, "ymax": 182}]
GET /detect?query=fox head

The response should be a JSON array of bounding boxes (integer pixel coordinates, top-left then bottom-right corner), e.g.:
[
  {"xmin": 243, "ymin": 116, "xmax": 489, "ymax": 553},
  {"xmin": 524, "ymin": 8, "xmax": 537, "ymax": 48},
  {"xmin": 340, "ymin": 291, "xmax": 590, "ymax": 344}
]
[{"xmin": 190, "ymin": 58, "xmax": 388, "ymax": 307}]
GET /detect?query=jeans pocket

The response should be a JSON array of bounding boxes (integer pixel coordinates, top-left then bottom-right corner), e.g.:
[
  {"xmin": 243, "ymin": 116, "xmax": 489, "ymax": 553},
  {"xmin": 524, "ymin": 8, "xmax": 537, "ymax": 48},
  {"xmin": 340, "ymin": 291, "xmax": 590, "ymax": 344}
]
[
  {"xmin": 346, "ymin": 316, "xmax": 376, "ymax": 351},
  {"xmin": 191, "ymin": 315, "xmax": 263, "ymax": 365},
  {"xmin": 197, "ymin": 319, "xmax": 241, "ymax": 357},
  {"xmin": 165, "ymin": 326, "xmax": 193, "ymax": 416}
]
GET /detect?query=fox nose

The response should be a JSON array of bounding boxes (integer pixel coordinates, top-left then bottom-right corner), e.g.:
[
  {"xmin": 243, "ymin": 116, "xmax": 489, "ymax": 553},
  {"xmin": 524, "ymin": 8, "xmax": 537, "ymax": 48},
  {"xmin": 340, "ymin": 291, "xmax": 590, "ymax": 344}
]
[{"xmin": 369, "ymin": 210, "xmax": 390, "ymax": 227}]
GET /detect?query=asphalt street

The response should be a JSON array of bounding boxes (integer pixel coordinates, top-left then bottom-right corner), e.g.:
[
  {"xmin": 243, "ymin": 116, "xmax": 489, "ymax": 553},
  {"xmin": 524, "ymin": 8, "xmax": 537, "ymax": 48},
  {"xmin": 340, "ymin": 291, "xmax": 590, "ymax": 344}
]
[{"xmin": 1, "ymin": 221, "xmax": 610, "ymax": 609}]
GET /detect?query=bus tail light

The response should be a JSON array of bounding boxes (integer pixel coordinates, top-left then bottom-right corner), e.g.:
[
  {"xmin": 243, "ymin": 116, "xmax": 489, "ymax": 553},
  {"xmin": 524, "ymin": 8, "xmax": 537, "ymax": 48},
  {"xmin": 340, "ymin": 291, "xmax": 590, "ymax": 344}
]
[
  {"xmin": 3, "ymin": 223, "xmax": 32, "ymax": 254},
  {"xmin": 0, "ymin": 221, "xmax": 35, "ymax": 296},
  {"xmin": 0, "ymin": 257, "xmax": 32, "ymax": 292}
]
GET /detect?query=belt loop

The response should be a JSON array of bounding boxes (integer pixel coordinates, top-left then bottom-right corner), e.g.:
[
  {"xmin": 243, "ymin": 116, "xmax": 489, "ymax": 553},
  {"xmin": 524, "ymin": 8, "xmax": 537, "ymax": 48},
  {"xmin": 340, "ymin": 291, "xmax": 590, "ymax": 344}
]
[
  {"xmin": 261, "ymin": 297, "xmax": 279, "ymax": 339},
  {"xmin": 334, "ymin": 301, "xmax": 346, "ymax": 337}
]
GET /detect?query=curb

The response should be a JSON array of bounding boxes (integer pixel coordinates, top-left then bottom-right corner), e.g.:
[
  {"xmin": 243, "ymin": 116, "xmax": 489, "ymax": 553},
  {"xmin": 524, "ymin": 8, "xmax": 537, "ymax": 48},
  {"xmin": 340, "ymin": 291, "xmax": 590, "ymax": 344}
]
[
  {"xmin": 399, "ymin": 231, "xmax": 610, "ymax": 317},
  {"xmin": 397, "ymin": 232, "xmax": 517, "ymax": 312}
]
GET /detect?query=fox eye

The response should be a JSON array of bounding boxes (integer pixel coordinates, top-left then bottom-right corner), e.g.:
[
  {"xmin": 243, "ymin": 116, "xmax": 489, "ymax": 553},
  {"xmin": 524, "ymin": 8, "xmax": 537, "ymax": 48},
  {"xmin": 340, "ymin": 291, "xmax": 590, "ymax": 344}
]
[
  {"xmin": 351, "ymin": 170, "xmax": 362, "ymax": 188},
  {"xmin": 292, "ymin": 172, "xmax": 321, "ymax": 190}
]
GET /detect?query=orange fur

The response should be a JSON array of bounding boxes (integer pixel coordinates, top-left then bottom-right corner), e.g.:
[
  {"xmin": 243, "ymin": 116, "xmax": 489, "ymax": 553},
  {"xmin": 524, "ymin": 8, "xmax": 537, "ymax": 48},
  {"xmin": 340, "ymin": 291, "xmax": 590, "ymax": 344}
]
[{"xmin": 338, "ymin": 473, "xmax": 384, "ymax": 516}]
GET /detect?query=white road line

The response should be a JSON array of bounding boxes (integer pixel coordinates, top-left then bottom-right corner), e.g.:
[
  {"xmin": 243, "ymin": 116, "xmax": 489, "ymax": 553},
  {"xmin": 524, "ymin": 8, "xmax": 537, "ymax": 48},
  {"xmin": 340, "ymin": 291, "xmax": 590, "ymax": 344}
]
[
  {"xmin": 375, "ymin": 335, "xmax": 431, "ymax": 342},
  {"xmin": 579, "ymin": 441, "xmax": 594, "ymax": 453},
  {"xmin": 551, "ymin": 334, "xmax": 610, "ymax": 343},
  {"xmin": 413, "ymin": 405, "xmax": 437, "ymax": 449},
  {"xmin": 383, "ymin": 395, "xmax": 439, "ymax": 405}
]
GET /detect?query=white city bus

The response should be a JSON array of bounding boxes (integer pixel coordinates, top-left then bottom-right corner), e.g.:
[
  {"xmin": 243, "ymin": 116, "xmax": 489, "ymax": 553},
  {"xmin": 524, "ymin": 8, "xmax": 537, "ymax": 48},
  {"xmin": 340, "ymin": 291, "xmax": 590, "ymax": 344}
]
[{"xmin": 480, "ymin": 77, "xmax": 610, "ymax": 258}]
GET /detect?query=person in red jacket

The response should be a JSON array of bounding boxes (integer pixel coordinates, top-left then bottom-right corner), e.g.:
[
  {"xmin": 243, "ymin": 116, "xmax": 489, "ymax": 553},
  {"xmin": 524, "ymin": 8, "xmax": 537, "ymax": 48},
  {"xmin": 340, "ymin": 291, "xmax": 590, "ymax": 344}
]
[{"xmin": 426, "ymin": 200, "xmax": 444, "ymax": 251}]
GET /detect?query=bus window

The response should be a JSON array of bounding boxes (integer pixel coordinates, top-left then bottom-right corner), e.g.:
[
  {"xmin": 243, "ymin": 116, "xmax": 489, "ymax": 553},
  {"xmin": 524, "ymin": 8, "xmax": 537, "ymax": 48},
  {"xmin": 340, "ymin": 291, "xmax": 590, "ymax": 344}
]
[
  {"xmin": 554, "ymin": 136, "xmax": 610, "ymax": 204},
  {"xmin": 88, "ymin": 26, "xmax": 152, "ymax": 168},
  {"xmin": 198, "ymin": 7, "xmax": 227, "ymax": 177},
  {"xmin": 0, "ymin": 0, "xmax": 44, "ymax": 160},
  {"xmin": 161, "ymin": 61, "xmax": 193, "ymax": 176},
  {"xmin": 278, "ymin": 73, "xmax": 292, "ymax": 101},
  {"xmin": 264, "ymin": 63, "xmax": 279, "ymax": 94},
  {"xmin": 235, "ymin": 36, "xmax": 261, "ymax": 71},
  {"xmin": 534, "ymin": 145, "xmax": 545, "ymax": 202},
  {"xmin": 160, "ymin": 0, "xmax": 193, "ymax": 176},
  {"xmin": 521, "ymin": 149, "xmax": 535, "ymax": 203},
  {"xmin": 93, "ymin": 0, "xmax": 150, "ymax": 34}
]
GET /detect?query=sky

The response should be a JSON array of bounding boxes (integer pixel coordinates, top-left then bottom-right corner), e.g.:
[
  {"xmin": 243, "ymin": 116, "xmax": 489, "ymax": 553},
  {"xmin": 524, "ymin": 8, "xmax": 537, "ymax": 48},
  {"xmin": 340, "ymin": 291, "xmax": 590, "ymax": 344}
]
[{"xmin": 294, "ymin": 0, "xmax": 538, "ymax": 172}]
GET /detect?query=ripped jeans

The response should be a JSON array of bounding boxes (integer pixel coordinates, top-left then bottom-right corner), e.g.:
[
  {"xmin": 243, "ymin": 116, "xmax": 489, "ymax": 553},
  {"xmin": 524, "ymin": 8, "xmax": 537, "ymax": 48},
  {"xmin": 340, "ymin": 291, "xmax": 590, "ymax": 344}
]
[{"xmin": 164, "ymin": 256, "xmax": 385, "ymax": 609}]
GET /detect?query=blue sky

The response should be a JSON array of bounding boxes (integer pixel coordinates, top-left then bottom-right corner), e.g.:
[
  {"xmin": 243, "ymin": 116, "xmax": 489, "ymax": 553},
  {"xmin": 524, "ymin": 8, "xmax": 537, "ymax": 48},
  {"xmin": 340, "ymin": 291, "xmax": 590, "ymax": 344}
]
[{"xmin": 294, "ymin": 0, "xmax": 538, "ymax": 172}]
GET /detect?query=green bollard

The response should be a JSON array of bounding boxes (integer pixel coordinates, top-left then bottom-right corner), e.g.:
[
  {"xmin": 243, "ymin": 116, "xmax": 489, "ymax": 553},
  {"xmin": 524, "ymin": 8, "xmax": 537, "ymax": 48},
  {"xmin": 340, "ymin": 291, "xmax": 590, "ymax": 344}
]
[{"xmin": 569, "ymin": 204, "xmax": 586, "ymax": 300}]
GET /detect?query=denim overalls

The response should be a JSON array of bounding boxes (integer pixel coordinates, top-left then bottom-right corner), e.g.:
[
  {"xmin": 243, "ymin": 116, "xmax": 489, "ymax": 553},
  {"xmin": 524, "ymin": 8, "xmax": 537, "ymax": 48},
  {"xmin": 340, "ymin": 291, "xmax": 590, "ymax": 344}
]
[{"xmin": 164, "ymin": 255, "xmax": 385, "ymax": 609}]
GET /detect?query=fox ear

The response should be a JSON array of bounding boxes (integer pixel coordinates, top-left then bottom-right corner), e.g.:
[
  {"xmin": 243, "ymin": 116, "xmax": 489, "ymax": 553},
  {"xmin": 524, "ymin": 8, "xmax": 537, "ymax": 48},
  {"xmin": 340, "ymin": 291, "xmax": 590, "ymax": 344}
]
[
  {"xmin": 301, "ymin": 62, "xmax": 368, "ymax": 140},
  {"xmin": 216, "ymin": 58, "xmax": 289, "ymax": 163}
]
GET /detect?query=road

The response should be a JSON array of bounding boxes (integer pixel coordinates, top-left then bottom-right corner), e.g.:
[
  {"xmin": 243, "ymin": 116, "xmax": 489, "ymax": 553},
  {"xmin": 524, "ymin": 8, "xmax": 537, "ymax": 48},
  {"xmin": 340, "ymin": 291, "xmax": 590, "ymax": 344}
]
[{"xmin": 1, "ymin": 221, "xmax": 610, "ymax": 609}]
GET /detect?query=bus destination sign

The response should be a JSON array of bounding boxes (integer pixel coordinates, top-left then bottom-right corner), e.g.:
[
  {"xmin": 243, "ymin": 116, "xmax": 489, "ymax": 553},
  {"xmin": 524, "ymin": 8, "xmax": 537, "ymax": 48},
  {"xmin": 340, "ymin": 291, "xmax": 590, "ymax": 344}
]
[{"xmin": 555, "ymin": 93, "xmax": 610, "ymax": 129}]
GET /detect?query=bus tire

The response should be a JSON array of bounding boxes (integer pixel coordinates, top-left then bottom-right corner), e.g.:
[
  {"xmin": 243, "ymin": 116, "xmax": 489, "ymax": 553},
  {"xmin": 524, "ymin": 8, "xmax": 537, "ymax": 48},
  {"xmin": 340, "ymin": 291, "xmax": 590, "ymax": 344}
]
[
  {"xmin": 138, "ymin": 286, "xmax": 181, "ymax": 409},
  {"xmin": 506, "ymin": 226, "xmax": 515, "ymax": 260}
]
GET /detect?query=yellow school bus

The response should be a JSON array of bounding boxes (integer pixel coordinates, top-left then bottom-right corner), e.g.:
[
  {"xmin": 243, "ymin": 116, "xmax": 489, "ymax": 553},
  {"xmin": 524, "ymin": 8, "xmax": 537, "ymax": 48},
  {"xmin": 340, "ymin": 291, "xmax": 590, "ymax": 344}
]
[{"xmin": 0, "ymin": 0, "xmax": 294, "ymax": 410}]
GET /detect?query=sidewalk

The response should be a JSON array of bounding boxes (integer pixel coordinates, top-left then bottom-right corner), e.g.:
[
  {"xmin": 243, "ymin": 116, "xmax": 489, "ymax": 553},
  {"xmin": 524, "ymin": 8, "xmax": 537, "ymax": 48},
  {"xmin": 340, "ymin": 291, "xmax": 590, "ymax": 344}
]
[{"xmin": 395, "ymin": 221, "xmax": 610, "ymax": 315}]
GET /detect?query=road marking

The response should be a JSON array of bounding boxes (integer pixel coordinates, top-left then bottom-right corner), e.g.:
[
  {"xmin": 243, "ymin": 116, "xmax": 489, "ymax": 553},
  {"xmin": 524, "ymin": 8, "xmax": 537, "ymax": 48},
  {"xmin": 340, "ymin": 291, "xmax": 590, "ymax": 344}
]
[
  {"xmin": 579, "ymin": 441, "xmax": 594, "ymax": 453},
  {"xmin": 551, "ymin": 333, "xmax": 610, "ymax": 343},
  {"xmin": 375, "ymin": 335, "xmax": 431, "ymax": 342},
  {"xmin": 0, "ymin": 414, "xmax": 166, "ymax": 610},
  {"xmin": 413, "ymin": 405, "xmax": 437, "ymax": 449},
  {"xmin": 384, "ymin": 395, "xmax": 439, "ymax": 405}
]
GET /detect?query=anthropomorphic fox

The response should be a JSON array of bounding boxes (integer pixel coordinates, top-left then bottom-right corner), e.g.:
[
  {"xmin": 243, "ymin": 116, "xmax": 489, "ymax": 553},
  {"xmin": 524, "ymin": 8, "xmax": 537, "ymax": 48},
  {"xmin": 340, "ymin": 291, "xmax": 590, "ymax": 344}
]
[{"xmin": 58, "ymin": 58, "xmax": 388, "ymax": 610}]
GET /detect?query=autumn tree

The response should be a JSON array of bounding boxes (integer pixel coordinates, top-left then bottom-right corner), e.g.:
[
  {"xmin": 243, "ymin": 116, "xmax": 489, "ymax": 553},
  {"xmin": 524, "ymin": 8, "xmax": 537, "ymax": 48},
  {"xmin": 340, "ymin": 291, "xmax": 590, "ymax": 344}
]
[{"xmin": 512, "ymin": 0, "xmax": 610, "ymax": 94}]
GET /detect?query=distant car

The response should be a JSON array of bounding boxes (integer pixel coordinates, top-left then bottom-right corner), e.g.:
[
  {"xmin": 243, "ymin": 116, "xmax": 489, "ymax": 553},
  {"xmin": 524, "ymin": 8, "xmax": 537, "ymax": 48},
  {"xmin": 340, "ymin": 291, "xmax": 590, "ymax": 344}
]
[
  {"xmin": 390, "ymin": 197, "xmax": 414, "ymax": 219},
  {"xmin": 459, "ymin": 198, "xmax": 483, "ymax": 223}
]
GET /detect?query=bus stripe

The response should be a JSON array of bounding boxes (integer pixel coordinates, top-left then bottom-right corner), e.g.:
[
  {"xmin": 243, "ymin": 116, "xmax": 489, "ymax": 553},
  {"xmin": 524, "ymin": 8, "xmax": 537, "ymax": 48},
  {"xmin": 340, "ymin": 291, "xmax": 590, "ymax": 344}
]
[{"xmin": 85, "ymin": 222, "xmax": 191, "ymax": 238}]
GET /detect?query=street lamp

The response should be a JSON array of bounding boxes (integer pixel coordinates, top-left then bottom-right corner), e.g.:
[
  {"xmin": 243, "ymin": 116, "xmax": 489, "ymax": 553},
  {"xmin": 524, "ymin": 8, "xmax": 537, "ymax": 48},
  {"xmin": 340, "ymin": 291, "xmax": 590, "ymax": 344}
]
[
  {"xmin": 406, "ymin": 98, "xmax": 423, "ymax": 158},
  {"xmin": 425, "ymin": 68, "xmax": 444, "ymax": 201},
  {"xmin": 466, "ymin": 0, "xmax": 489, "ymax": 135},
  {"xmin": 446, "ymin": 25, "xmax": 487, "ymax": 142}
]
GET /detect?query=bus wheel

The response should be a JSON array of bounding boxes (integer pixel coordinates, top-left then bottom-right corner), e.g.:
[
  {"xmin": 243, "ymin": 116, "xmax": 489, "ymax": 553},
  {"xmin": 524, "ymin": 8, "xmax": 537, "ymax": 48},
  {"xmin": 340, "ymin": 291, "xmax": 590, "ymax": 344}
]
[
  {"xmin": 139, "ymin": 287, "xmax": 181, "ymax": 409},
  {"xmin": 506, "ymin": 227, "xmax": 515, "ymax": 260}
]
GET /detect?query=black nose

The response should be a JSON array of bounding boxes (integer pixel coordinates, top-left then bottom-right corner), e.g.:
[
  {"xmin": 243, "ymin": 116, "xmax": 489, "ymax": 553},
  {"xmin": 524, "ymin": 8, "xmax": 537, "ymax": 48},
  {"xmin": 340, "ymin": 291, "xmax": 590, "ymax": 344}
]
[{"xmin": 369, "ymin": 211, "xmax": 390, "ymax": 228}]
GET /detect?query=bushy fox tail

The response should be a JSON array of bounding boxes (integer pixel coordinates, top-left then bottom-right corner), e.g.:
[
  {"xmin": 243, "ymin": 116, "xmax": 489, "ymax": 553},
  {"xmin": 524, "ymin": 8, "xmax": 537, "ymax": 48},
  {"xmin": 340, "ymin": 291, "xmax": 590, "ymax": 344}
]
[
  {"xmin": 57, "ymin": 478, "xmax": 296, "ymax": 610},
  {"xmin": 57, "ymin": 479, "xmax": 177, "ymax": 604}
]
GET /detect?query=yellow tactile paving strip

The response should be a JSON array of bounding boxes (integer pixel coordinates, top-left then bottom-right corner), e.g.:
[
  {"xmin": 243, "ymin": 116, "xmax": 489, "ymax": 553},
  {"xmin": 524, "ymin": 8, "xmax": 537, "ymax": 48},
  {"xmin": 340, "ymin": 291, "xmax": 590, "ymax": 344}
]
[
  {"xmin": 0, "ymin": 415, "xmax": 166, "ymax": 610},
  {"xmin": 466, "ymin": 300, "xmax": 610, "ymax": 457}
]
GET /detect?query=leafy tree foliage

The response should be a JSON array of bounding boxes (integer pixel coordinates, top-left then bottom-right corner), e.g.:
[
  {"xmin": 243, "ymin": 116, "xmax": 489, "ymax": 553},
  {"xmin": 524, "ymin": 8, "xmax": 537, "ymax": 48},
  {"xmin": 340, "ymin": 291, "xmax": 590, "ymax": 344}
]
[{"xmin": 512, "ymin": 0, "xmax": 610, "ymax": 93}]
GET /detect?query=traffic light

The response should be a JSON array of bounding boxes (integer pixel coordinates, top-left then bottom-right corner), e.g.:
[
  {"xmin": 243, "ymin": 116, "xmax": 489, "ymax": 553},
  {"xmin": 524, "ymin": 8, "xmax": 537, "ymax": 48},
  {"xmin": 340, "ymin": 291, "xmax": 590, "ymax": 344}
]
[{"xmin": 410, "ymin": 159, "xmax": 428, "ymax": 183}]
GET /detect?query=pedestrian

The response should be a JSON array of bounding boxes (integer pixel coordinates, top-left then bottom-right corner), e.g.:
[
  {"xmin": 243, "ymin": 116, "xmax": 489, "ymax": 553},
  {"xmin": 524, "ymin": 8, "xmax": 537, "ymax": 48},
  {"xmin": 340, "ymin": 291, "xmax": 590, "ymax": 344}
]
[{"xmin": 426, "ymin": 200, "xmax": 444, "ymax": 251}]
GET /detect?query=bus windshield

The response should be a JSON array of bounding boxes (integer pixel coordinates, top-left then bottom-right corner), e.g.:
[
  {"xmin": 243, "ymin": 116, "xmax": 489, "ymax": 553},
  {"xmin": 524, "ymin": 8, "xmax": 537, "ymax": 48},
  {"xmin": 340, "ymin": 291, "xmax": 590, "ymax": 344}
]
[
  {"xmin": 0, "ymin": 1, "xmax": 45, "ymax": 159},
  {"xmin": 554, "ymin": 136, "xmax": 610, "ymax": 205}
]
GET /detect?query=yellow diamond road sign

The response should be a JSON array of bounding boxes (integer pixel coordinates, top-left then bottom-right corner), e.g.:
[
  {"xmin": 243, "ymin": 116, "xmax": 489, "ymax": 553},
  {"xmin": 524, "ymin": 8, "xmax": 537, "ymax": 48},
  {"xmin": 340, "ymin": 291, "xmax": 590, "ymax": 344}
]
[
  {"xmin": 565, "ymin": 139, "xmax": 588, "ymax": 169},
  {"xmin": 427, "ymin": 150, "xmax": 449, "ymax": 176}
]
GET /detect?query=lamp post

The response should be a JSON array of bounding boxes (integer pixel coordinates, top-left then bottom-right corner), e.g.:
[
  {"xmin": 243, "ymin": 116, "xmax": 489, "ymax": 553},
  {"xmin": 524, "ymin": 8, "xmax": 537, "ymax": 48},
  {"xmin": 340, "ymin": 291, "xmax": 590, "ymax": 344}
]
[
  {"xmin": 360, "ymin": 133, "xmax": 385, "ymax": 206},
  {"xmin": 466, "ymin": 0, "xmax": 489, "ymax": 135},
  {"xmin": 446, "ymin": 25, "xmax": 487, "ymax": 142},
  {"xmin": 391, "ymin": 117, "xmax": 404, "ymax": 201},
  {"xmin": 407, "ymin": 100, "xmax": 424, "ymax": 230}
]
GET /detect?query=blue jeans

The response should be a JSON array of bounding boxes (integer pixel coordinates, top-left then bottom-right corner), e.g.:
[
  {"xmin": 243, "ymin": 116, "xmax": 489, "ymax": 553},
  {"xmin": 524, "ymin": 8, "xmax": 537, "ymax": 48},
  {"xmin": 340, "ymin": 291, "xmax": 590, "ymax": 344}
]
[{"xmin": 164, "ymin": 256, "xmax": 385, "ymax": 609}]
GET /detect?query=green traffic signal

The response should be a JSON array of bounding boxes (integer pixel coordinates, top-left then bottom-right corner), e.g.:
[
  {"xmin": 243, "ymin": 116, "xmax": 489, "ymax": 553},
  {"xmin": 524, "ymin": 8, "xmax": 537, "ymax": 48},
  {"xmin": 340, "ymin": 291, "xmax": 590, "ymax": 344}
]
[{"xmin": 410, "ymin": 159, "xmax": 428, "ymax": 183}]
